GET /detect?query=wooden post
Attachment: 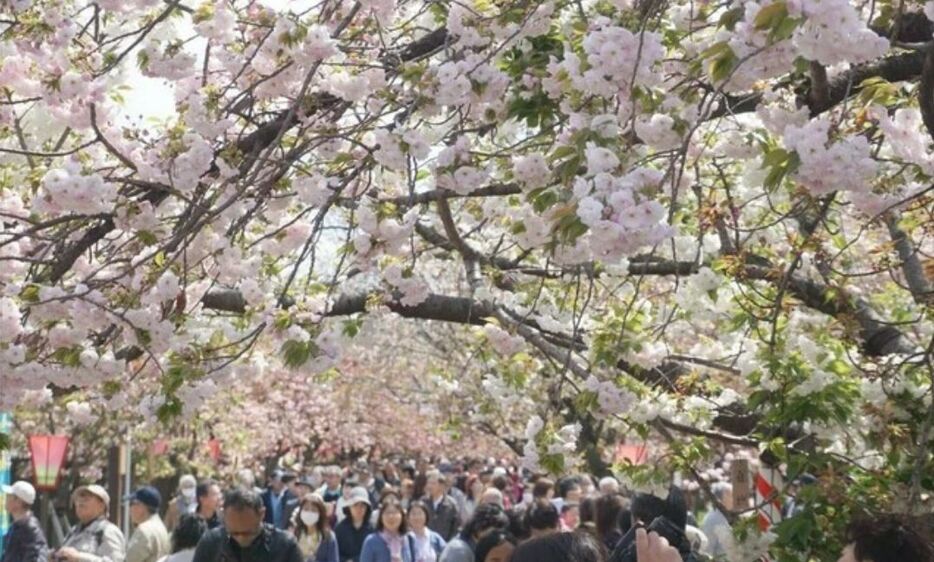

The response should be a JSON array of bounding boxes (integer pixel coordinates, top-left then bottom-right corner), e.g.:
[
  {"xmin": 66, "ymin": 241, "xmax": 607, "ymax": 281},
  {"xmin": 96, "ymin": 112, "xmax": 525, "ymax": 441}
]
[
  {"xmin": 106, "ymin": 446, "xmax": 124, "ymax": 526},
  {"xmin": 731, "ymin": 458, "xmax": 751, "ymax": 509},
  {"xmin": 39, "ymin": 493, "xmax": 50, "ymax": 545}
]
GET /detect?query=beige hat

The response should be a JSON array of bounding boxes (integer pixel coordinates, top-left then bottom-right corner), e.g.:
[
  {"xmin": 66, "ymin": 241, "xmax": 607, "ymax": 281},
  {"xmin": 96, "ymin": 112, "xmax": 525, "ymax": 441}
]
[{"xmin": 73, "ymin": 484, "xmax": 110, "ymax": 506}]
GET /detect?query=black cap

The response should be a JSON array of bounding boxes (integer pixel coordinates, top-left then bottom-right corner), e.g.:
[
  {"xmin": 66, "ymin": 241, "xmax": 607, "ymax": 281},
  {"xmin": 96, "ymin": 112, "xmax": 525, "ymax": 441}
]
[{"xmin": 129, "ymin": 486, "xmax": 161, "ymax": 511}]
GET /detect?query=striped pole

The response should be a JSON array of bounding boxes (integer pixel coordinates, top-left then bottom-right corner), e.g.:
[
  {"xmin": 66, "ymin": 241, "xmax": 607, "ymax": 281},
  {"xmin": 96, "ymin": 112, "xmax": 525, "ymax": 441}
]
[{"xmin": 755, "ymin": 465, "xmax": 784, "ymax": 531}]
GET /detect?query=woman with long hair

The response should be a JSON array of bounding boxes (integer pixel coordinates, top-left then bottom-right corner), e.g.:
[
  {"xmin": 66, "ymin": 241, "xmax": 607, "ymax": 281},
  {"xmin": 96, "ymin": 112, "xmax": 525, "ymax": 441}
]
[
  {"xmin": 292, "ymin": 494, "xmax": 339, "ymax": 562},
  {"xmin": 407, "ymin": 501, "xmax": 445, "ymax": 562},
  {"xmin": 462, "ymin": 475, "xmax": 485, "ymax": 522},
  {"xmin": 360, "ymin": 499, "xmax": 414, "ymax": 562}
]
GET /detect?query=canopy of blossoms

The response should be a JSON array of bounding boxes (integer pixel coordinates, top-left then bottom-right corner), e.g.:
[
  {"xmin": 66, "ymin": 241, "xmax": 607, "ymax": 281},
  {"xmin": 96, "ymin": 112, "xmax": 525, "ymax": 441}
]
[{"xmin": 0, "ymin": 0, "xmax": 932, "ymax": 557}]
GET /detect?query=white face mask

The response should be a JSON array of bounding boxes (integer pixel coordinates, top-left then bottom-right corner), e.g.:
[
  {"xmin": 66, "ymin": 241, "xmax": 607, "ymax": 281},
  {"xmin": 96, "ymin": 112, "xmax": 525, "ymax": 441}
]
[
  {"xmin": 182, "ymin": 488, "xmax": 196, "ymax": 500},
  {"xmin": 300, "ymin": 510, "xmax": 320, "ymax": 526}
]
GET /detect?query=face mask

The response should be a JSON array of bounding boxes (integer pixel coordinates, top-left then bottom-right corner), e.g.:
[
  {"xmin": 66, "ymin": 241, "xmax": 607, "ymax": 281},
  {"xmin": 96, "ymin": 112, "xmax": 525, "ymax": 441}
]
[
  {"xmin": 182, "ymin": 488, "xmax": 196, "ymax": 500},
  {"xmin": 300, "ymin": 510, "xmax": 320, "ymax": 526}
]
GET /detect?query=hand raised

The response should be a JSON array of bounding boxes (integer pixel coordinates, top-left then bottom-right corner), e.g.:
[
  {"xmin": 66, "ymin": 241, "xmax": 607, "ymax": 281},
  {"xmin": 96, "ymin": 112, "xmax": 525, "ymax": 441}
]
[{"xmin": 635, "ymin": 528, "xmax": 682, "ymax": 562}]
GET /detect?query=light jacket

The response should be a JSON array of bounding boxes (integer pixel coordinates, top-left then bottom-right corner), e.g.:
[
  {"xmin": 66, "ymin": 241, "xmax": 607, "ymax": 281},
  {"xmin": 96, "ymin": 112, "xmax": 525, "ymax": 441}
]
[
  {"xmin": 127, "ymin": 514, "xmax": 171, "ymax": 562},
  {"xmin": 359, "ymin": 533, "xmax": 413, "ymax": 562},
  {"xmin": 60, "ymin": 515, "xmax": 126, "ymax": 562}
]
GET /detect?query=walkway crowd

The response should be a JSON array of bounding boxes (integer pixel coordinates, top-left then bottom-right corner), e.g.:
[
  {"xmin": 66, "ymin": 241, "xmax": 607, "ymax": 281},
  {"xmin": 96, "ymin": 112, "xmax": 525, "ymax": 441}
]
[{"xmin": 2, "ymin": 457, "xmax": 931, "ymax": 562}]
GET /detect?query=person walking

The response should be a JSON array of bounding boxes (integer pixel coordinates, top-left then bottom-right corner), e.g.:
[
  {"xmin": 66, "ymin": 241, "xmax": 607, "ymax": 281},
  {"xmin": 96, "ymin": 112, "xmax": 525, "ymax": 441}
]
[
  {"xmin": 55, "ymin": 485, "xmax": 126, "ymax": 562},
  {"xmin": 126, "ymin": 486, "xmax": 171, "ymax": 562},
  {"xmin": 360, "ymin": 499, "xmax": 414, "ymax": 562},
  {"xmin": 291, "ymin": 494, "xmax": 339, "ymax": 562},
  {"xmin": 191, "ymin": 488, "xmax": 303, "ymax": 562},
  {"xmin": 334, "ymin": 487, "xmax": 375, "ymax": 562},
  {"xmin": 701, "ymin": 482, "xmax": 732, "ymax": 559},
  {"xmin": 595, "ymin": 494, "xmax": 626, "ymax": 552},
  {"xmin": 407, "ymin": 501, "xmax": 445, "ymax": 562},
  {"xmin": 262, "ymin": 470, "xmax": 298, "ymax": 530},
  {"xmin": 424, "ymin": 472, "xmax": 459, "ymax": 542},
  {"xmin": 0, "ymin": 480, "xmax": 48, "ymax": 562},
  {"xmin": 194, "ymin": 480, "xmax": 222, "ymax": 530},
  {"xmin": 164, "ymin": 475, "xmax": 198, "ymax": 532},
  {"xmin": 156, "ymin": 514, "xmax": 206, "ymax": 562},
  {"xmin": 438, "ymin": 503, "xmax": 510, "ymax": 562}
]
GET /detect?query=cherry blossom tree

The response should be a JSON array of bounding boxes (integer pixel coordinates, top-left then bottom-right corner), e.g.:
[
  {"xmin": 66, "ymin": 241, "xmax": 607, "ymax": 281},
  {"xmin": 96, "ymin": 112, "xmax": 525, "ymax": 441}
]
[{"xmin": 1, "ymin": 0, "xmax": 933, "ymax": 557}]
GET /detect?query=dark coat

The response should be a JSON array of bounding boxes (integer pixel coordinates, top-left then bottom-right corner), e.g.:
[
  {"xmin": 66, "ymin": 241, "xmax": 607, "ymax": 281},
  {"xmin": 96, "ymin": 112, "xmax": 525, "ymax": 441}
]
[
  {"xmin": 262, "ymin": 488, "xmax": 298, "ymax": 529},
  {"xmin": 425, "ymin": 495, "xmax": 460, "ymax": 542},
  {"xmin": 334, "ymin": 518, "xmax": 374, "ymax": 562},
  {"xmin": 191, "ymin": 523, "xmax": 303, "ymax": 562},
  {"xmin": 0, "ymin": 514, "xmax": 48, "ymax": 562}
]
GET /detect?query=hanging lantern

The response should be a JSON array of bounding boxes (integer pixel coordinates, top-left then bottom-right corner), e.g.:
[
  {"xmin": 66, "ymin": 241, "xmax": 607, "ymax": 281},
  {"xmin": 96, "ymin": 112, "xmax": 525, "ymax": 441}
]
[
  {"xmin": 207, "ymin": 438, "xmax": 221, "ymax": 463},
  {"xmin": 150, "ymin": 439, "xmax": 169, "ymax": 455},
  {"xmin": 28, "ymin": 435, "xmax": 70, "ymax": 492}
]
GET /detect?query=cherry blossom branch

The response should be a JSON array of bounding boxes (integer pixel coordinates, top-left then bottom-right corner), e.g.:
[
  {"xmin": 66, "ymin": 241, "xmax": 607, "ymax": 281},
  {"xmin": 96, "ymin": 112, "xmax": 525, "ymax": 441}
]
[{"xmin": 711, "ymin": 49, "xmax": 926, "ymax": 119}]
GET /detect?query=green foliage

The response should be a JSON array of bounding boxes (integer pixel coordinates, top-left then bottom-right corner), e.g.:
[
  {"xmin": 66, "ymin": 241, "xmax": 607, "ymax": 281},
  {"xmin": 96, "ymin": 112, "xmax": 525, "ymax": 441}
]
[
  {"xmin": 281, "ymin": 338, "xmax": 320, "ymax": 369},
  {"xmin": 857, "ymin": 77, "xmax": 899, "ymax": 107},
  {"xmin": 761, "ymin": 147, "xmax": 801, "ymax": 191},
  {"xmin": 701, "ymin": 41, "xmax": 738, "ymax": 83},
  {"xmin": 507, "ymin": 91, "xmax": 558, "ymax": 128}
]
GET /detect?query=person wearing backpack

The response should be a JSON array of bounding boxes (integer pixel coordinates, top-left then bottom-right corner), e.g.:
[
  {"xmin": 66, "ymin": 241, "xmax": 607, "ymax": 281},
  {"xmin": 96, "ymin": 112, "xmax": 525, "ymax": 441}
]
[{"xmin": 54, "ymin": 485, "xmax": 126, "ymax": 562}]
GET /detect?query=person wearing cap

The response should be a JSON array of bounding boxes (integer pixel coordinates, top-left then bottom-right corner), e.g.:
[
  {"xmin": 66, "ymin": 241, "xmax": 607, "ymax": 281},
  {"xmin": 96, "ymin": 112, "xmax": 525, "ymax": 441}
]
[
  {"xmin": 1, "ymin": 480, "xmax": 49, "ymax": 562},
  {"xmin": 334, "ymin": 487, "xmax": 374, "ymax": 562},
  {"xmin": 283, "ymin": 477, "xmax": 316, "ymax": 531},
  {"xmin": 126, "ymin": 486, "xmax": 170, "ymax": 562},
  {"xmin": 164, "ymin": 475, "xmax": 197, "ymax": 533},
  {"xmin": 262, "ymin": 470, "xmax": 298, "ymax": 530},
  {"xmin": 335, "ymin": 475, "xmax": 361, "ymax": 525},
  {"xmin": 56, "ymin": 484, "xmax": 126, "ymax": 562},
  {"xmin": 191, "ymin": 487, "xmax": 302, "ymax": 562}
]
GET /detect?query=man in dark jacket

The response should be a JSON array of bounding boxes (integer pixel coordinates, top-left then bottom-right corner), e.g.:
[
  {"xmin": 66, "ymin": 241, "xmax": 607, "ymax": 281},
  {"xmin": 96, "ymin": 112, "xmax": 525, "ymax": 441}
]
[
  {"xmin": 192, "ymin": 487, "xmax": 302, "ymax": 562},
  {"xmin": 425, "ymin": 470, "xmax": 460, "ymax": 541},
  {"xmin": 261, "ymin": 470, "xmax": 298, "ymax": 530},
  {"xmin": 1, "ymin": 481, "xmax": 48, "ymax": 562}
]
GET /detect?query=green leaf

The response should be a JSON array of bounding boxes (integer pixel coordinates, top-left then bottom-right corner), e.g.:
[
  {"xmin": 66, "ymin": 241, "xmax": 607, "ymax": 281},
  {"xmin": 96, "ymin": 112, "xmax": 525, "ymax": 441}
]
[
  {"xmin": 20, "ymin": 284, "xmax": 40, "ymax": 303},
  {"xmin": 136, "ymin": 50, "xmax": 150, "ymax": 71},
  {"xmin": 138, "ymin": 231, "xmax": 158, "ymax": 246},
  {"xmin": 718, "ymin": 7, "xmax": 744, "ymax": 29},
  {"xmin": 754, "ymin": 1, "xmax": 788, "ymax": 30},
  {"xmin": 708, "ymin": 49, "xmax": 738, "ymax": 83},
  {"xmin": 281, "ymin": 339, "xmax": 318, "ymax": 369},
  {"xmin": 342, "ymin": 317, "xmax": 364, "ymax": 338}
]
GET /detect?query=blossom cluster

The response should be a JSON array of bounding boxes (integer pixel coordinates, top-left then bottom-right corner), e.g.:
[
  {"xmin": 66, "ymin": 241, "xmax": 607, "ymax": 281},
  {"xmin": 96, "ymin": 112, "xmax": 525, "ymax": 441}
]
[
  {"xmin": 574, "ymin": 168, "xmax": 676, "ymax": 262},
  {"xmin": 782, "ymin": 117, "xmax": 875, "ymax": 196}
]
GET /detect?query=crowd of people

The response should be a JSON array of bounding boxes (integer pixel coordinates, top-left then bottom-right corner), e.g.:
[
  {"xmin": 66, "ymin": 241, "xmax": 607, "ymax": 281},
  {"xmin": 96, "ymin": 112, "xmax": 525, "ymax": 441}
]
[{"xmin": 1, "ymin": 457, "xmax": 931, "ymax": 562}]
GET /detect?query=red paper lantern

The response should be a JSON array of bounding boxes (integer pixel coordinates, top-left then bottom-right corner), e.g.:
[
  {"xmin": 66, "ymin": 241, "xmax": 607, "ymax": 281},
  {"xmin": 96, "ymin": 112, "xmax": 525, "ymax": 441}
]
[
  {"xmin": 615, "ymin": 442, "xmax": 649, "ymax": 465},
  {"xmin": 28, "ymin": 435, "xmax": 70, "ymax": 492},
  {"xmin": 207, "ymin": 438, "xmax": 221, "ymax": 463},
  {"xmin": 150, "ymin": 439, "xmax": 169, "ymax": 455}
]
